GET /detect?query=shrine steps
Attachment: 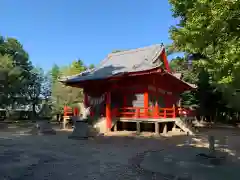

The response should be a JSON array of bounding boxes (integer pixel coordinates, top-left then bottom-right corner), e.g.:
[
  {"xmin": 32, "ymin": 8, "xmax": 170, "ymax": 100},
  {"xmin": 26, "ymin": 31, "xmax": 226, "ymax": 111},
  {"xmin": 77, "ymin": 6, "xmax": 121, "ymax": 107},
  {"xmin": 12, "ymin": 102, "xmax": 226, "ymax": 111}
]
[{"xmin": 175, "ymin": 118, "xmax": 196, "ymax": 135}]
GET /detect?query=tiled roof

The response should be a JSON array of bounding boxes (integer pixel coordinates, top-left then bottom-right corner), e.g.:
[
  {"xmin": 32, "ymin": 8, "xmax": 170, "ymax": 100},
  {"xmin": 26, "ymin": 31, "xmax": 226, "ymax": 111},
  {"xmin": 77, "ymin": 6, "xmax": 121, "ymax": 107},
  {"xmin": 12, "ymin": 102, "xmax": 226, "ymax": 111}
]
[{"xmin": 60, "ymin": 44, "xmax": 165, "ymax": 83}]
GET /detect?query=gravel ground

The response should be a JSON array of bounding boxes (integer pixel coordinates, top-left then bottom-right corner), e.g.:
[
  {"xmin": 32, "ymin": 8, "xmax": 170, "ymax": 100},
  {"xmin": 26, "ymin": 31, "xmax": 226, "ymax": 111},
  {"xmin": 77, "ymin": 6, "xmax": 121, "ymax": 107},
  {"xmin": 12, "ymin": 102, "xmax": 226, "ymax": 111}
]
[
  {"xmin": 0, "ymin": 129, "xmax": 172, "ymax": 180},
  {"xmin": 0, "ymin": 126, "xmax": 240, "ymax": 180}
]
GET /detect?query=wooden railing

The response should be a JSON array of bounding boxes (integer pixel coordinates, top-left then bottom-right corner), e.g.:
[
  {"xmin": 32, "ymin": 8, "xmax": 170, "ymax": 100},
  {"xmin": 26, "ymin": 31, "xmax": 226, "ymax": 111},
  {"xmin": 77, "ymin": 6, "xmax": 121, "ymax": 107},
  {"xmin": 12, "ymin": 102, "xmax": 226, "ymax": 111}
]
[
  {"xmin": 113, "ymin": 106, "xmax": 176, "ymax": 119},
  {"xmin": 63, "ymin": 106, "xmax": 79, "ymax": 116}
]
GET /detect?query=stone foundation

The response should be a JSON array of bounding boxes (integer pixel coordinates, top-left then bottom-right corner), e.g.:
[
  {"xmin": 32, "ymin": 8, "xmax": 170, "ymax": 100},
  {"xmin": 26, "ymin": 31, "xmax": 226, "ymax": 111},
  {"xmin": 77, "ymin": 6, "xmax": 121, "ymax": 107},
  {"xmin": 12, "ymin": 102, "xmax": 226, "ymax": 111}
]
[{"xmin": 92, "ymin": 117, "xmax": 109, "ymax": 134}]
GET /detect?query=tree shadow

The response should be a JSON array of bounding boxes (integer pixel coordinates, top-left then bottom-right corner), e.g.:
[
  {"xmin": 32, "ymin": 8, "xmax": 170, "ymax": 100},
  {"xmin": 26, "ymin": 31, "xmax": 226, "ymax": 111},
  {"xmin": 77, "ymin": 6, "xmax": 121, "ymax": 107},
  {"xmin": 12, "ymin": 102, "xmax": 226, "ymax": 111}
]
[
  {"xmin": 88, "ymin": 134, "xmax": 240, "ymax": 179},
  {"xmin": 0, "ymin": 128, "xmax": 240, "ymax": 180}
]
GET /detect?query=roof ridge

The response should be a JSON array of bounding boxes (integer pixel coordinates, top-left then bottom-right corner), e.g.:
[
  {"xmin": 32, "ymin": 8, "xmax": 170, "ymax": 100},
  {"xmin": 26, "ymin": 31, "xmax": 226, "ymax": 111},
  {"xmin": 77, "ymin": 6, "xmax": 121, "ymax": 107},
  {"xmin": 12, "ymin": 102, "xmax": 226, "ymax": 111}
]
[
  {"xmin": 108, "ymin": 44, "xmax": 163, "ymax": 57},
  {"xmin": 96, "ymin": 43, "xmax": 164, "ymax": 70}
]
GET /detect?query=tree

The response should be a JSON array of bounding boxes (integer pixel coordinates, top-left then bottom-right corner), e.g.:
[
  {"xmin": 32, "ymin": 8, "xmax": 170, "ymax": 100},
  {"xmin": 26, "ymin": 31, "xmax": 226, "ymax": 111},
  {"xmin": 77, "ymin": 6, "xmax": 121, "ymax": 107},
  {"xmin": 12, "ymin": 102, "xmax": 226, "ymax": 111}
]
[
  {"xmin": 50, "ymin": 60, "xmax": 88, "ymax": 116},
  {"xmin": 88, "ymin": 64, "xmax": 95, "ymax": 69},
  {"xmin": 70, "ymin": 59, "xmax": 87, "ymax": 75},
  {"xmin": 0, "ymin": 54, "xmax": 14, "ymax": 108},
  {"xmin": 169, "ymin": 0, "xmax": 240, "ymax": 84},
  {"xmin": 170, "ymin": 56, "xmax": 197, "ymax": 107},
  {"xmin": 23, "ymin": 67, "xmax": 52, "ymax": 117},
  {"xmin": 0, "ymin": 35, "xmax": 49, "ymax": 120},
  {"xmin": 50, "ymin": 64, "xmax": 60, "ymax": 84},
  {"xmin": 0, "ymin": 36, "xmax": 33, "ymax": 109},
  {"xmin": 168, "ymin": 0, "xmax": 240, "ymax": 121}
]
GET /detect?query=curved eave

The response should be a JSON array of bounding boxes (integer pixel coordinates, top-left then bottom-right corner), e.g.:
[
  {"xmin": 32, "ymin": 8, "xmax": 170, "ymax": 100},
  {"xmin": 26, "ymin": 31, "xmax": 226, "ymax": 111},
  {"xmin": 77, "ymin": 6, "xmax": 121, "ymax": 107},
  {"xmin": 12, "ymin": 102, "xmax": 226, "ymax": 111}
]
[
  {"xmin": 162, "ymin": 72, "xmax": 196, "ymax": 92},
  {"xmin": 60, "ymin": 66, "xmax": 163, "ymax": 86}
]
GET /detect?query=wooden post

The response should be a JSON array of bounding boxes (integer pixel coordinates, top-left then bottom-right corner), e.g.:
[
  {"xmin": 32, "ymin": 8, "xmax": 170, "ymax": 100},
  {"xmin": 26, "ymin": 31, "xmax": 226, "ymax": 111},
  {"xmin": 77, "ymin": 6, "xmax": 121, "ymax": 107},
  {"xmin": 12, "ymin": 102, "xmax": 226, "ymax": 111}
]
[
  {"xmin": 63, "ymin": 117, "xmax": 67, "ymax": 129},
  {"xmin": 64, "ymin": 106, "xmax": 68, "ymax": 116},
  {"xmin": 114, "ymin": 123, "xmax": 117, "ymax": 132},
  {"xmin": 135, "ymin": 108, "xmax": 140, "ymax": 118},
  {"xmin": 63, "ymin": 106, "xmax": 69, "ymax": 129},
  {"xmin": 144, "ymin": 92, "xmax": 149, "ymax": 117},
  {"xmin": 162, "ymin": 123, "xmax": 167, "ymax": 135},
  {"xmin": 136, "ymin": 122, "xmax": 140, "ymax": 134},
  {"xmin": 173, "ymin": 104, "xmax": 176, "ymax": 118},
  {"xmin": 173, "ymin": 123, "xmax": 176, "ymax": 131},
  {"xmin": 155, "ymin": 122, "xmax": 159, "ymax": 135},
  {"xmin": 73, "ymin": 107, "xmax": 79, "ymax": 116},
  {"xmin": 163, "ymin": 109, "xmax": 167, "ymax": 118},
  {"xmin": 154, "ymin": 102, "xmax": 159, "ymax": 118},
  {"xmin": 106, "ymin": 92, "xmax": 112, "ymax": 131}
]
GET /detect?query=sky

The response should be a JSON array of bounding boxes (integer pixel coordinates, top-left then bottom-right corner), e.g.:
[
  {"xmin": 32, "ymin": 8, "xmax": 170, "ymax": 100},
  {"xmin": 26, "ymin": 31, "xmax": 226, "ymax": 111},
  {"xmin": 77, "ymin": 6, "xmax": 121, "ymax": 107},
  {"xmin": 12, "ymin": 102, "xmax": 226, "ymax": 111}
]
[{"xmin": 1, "ymin": 0, "xmax": 180, "ymax": 71}]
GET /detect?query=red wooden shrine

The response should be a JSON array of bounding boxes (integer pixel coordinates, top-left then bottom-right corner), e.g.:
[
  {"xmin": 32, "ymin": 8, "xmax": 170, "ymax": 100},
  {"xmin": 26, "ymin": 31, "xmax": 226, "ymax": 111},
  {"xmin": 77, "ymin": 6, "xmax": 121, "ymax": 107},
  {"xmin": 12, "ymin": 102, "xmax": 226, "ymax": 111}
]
[{"xmin": 61, "ymin": 44, "xmax": 194, "ymax": 130}]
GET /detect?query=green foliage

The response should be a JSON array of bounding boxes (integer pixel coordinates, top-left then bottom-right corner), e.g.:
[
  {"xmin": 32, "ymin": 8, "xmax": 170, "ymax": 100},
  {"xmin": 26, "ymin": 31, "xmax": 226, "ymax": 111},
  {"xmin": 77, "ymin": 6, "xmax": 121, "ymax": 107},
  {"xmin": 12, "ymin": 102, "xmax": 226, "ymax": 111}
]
[
  {"xmin": 0, "ymin": 34, "xmax": 89, "ymax": 119},
  {"xmin": 169, "ymin": 0, "xmax": 240, "ymax": 83},
  {"xmin": 169, "ymin": 56, "xmax": 198, "ymax": 107},
  {"xmin": 0, "ymin": 35, "xmax": 51, "ymax": 120},
  {"xmin": 169, "ymin": 0, "xmax": 240, "ymax": 120},
  {"xmin": 0, "ymin": 36, "xmax": 33, "ymax": 109},
  {"xmin": 50, "ymin": 64, "xmax": 60, "ymax": 84},
  {"xmin": 88, "ymin": 64, "xmax": 95, "ymax": 69},
  {"xmin": 70, "ymin": 59, "xmax": 87, "ymax": 74},
  {"xmin": 50, "ymin": 59, "xmax": 88, "ymax": 115}
]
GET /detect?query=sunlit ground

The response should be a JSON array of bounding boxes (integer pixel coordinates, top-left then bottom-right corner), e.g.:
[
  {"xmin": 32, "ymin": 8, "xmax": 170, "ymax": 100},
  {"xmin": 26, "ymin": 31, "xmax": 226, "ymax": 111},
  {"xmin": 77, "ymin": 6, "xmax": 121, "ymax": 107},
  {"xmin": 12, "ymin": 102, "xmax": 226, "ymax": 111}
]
[{"xmin": 0, "ymin": 124, "xmax": 240, "ymax": 180}]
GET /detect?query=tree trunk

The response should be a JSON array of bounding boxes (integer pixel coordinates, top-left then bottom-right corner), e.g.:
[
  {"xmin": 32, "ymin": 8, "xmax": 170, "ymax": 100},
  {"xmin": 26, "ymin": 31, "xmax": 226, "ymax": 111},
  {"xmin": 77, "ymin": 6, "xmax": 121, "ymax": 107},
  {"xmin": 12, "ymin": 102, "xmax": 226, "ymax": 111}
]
[{"xmin": 32, "ymin": 103, "xmax": 36, "ymax": 120}]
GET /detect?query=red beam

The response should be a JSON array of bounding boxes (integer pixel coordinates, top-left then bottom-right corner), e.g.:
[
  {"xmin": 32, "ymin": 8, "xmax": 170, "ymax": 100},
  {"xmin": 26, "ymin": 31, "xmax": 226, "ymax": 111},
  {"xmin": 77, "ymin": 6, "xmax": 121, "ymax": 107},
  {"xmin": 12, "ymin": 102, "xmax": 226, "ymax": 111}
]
[{"xmin": 161, "ymin": 49, "xmax": 171, "ymax": 73}]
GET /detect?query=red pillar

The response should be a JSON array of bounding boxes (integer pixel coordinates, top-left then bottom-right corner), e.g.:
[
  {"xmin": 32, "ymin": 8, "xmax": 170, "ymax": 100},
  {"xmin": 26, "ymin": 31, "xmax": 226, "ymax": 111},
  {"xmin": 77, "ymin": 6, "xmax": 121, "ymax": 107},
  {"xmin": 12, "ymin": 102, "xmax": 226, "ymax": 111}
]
[
  {"xmin": 73, "ymin": 107, "xmax": 79, "ymax": 116},
  {"xmin": 154, "ymin": 102, "xmax": 159, "ymax": 118},
  {"xmin": 106, "ymin": 92, "xmax": 112, "ymax": 130},
  {"xmin": 144, "ymin": 91, "xmax": 149, "ymax": 117}
]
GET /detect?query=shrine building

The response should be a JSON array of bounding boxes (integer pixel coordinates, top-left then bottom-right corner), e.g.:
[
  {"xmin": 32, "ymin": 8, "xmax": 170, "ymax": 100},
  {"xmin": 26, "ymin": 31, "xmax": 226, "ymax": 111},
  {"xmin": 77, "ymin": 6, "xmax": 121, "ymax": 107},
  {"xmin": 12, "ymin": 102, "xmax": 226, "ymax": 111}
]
[{"xmin": 60, "ymin": 44, "xmax": 195, "ymax": 135}]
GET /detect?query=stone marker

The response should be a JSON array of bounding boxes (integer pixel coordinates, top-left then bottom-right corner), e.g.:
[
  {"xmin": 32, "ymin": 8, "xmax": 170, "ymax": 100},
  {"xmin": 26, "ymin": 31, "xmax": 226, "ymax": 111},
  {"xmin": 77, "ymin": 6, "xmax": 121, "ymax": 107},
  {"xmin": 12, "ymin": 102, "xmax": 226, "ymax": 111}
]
[
  {"xmin": 29, "ymin": 121, "xmax": 56, "ymax": 135},
  {"xmin": 68, "ymin": 120, "xmax": 89, "ymax": 139},
  {"xmin": 68, "ymin": 106, "xmax": 91, "ymax": 140}
]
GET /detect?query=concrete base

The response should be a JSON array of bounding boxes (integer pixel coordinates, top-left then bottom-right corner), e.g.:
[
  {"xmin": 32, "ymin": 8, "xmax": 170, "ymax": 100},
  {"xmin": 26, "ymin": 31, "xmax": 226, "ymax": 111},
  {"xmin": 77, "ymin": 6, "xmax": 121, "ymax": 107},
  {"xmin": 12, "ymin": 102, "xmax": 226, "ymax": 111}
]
[{"xmin": 68, "ymin": 121, "xmax": 89, "ymax": 139}]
